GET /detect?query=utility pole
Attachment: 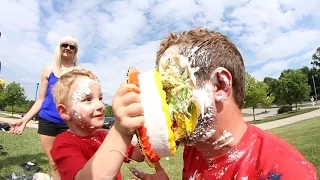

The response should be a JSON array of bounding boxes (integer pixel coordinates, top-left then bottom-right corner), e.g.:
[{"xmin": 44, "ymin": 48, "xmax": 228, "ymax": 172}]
[
  {"xmin": 312, "ymin": 75, "xmax": 317, "ymax": 104},
  {"xmin": 33, "ymin": 83, "xmax": 39, "ymax": 121},
  {"xmin": 35, "ymin": 83, "xmax": 39, "ymax": 101}
]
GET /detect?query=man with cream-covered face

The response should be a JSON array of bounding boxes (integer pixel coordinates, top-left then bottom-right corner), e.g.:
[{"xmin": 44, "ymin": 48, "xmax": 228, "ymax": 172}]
[{"xmin": 113, "ymin": 28, "xmax": 317, "ymax": 180}]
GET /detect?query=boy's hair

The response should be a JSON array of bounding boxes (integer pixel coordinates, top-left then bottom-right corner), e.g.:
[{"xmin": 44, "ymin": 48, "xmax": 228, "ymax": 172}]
[
  {"xmin": 156, "ymin": 27, "xmax": 245, "ymax": 108},
  {"xmin": 52, "ymin": 68, "xmax": 99, "ymax": 105}
]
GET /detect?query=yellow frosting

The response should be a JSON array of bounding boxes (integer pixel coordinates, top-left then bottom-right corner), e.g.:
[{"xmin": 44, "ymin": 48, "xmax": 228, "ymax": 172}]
[{"xmin": 154, "ymin": 68, "xmax": 177, "ymax": 155}]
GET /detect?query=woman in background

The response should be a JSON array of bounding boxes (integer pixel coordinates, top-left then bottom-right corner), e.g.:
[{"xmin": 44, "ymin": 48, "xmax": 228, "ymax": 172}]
[{"xmin": 10, "ymin": 35, "xmax": 79, "ymax": 180}]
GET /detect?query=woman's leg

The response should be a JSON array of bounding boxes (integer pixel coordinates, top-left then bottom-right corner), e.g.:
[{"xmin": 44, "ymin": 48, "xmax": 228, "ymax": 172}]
[
  {"xmin": 40, "ymin": 134, "xmax": 60, "ymax": 180},
  {"xmin": 38, "ymin": 118, "xmax": 67, "ymax": 180}
]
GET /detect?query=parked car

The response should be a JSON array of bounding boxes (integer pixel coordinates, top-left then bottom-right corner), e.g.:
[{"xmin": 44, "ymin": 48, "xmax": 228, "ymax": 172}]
[{"xmin": 102, "ymin": 117, "xmax": 115, "ymax": 129}]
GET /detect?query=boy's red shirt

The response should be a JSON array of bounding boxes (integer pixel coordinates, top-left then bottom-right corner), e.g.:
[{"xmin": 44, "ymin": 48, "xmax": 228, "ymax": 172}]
[
  {"xmin": 183, "ymin": 124, "xmax": 318, "ymax": 180},
  {"xmin": 51, "ymin": 129, "xmax": 134, "ymax": 180}
]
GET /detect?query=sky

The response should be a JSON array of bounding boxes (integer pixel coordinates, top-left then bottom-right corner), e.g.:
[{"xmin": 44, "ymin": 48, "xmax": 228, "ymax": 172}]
[{"xmin": 0, "ymin": 0, "xmax": 319, "ymax": 104}]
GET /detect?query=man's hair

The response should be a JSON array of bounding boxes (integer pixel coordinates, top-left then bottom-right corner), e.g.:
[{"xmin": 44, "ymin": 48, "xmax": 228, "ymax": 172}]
[
  {"xmin": 52, "ymin": 68, "xmax": 99, "ymax": 105},
  {"xmin": 156, "ymin": 27, "xmax": 245, "ymax": 108}
]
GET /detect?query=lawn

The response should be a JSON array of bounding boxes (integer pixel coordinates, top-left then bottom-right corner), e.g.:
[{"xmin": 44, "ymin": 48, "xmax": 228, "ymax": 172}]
[
  {"xmin": 268, "ymin": 117, "xmax": 320, "ymax": 177},
  {"xmin": 249, "ymin": 107, "xmax": 319, "ymax": 124},
  {"xmin": 242, "ymin": 112, "xmax": 252, "ymax": 117},
  {"xmin": 0, "ymin": 117, "xmax": 319, "ymax": 179},
  {"xmin": 0, "ymin": 128, "xmax": 50, "ymax": 178},
  {"xmin": 121, "ymin": 147, "xmax": 183, "ymax": 179}
]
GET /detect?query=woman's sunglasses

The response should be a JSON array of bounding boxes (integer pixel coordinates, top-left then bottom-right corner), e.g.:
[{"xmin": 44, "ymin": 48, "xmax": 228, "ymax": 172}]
[{"xmin": 61, "ymin": 43, "xmax": 77, "ymax": 50}]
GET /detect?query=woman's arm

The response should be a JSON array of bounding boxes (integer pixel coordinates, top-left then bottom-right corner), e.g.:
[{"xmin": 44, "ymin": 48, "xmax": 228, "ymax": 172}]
[{"xmin": 21, "ymin": 65, "xmax": 50, "ymax": 122}]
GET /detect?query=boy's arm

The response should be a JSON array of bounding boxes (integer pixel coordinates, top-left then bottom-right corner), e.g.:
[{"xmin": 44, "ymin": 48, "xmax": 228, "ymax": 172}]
[
  {"xmin": 75, "ymin": 83, "xmax": 144, "ymax": 180},
  {"xmin": 75, "ymin": 126, "xmax": 133, "ymax": 180}
]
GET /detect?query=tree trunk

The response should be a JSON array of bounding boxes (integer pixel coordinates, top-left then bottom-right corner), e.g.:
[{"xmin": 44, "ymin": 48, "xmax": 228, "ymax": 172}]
[
  {"xmin": 253, "ymin": 107, "xmax": 256, "ymax": 121},
  {"xmin": 295, "ymin": 102, "xmax": 298, "ymax": 112},
  {"xmin": 11, "ymin": 106, "xmax": 13, "ymax": 117}
]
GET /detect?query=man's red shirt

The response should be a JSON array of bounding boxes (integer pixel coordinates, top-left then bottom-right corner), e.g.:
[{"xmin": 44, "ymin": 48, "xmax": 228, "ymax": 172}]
[{"xmin": 183, "ymin": 124, "xmax": 317, "ymax": 180}]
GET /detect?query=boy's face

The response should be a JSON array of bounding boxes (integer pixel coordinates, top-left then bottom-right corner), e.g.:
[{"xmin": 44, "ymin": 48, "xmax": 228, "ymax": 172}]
[{"xmin": 66, "ymin": 76, "xmax": 105, "ymax": 129}]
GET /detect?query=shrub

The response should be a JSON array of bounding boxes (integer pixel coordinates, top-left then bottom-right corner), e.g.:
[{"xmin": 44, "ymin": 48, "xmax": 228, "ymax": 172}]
[
  {"xmin": 277, "ymin": 105, "xmax": 293, "ymax": 114},
  {"xmin": 5, "ymin": 105, "xmax": 29, "ymax": 114}
]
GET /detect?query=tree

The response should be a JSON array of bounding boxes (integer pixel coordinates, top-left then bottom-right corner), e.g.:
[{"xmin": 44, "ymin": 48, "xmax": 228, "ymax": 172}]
[
  {"xmin": 263, "ymin": 77, "xmax": 281, "ymax": 104},
  {"xmin": 261, "ymin": 95, "xmax": 275, "ymax": 112},
  {"xmin": 299, "ymin": 66, "xmax": 320, "ymax": 100},
  {"xmin": 277, "ymin": 70, "xmax": 311, "ymax": 111},
  {"xmin": 105, "ymin": 104, "xmax": 113, "ymax": 117},
  {"xmin": 3, "ymin": 82, "xmax": 26, "ymax": 116},
  {"xmin": 245, "ymin": 73, "xmax": 269, "ymax": 121},
  {"xmin": 0, "ymin": 85, "xmax": 5, "ymax": 110},
  {"xmin": 263, "ymin": 77, "xmax": 278, "ymax": 96},
  {"xmin": 279, "ymin": 69, "xmax": 295, "ymax": 79},
  {"xmin": 311, "ymin": 47, "xmax": 320, "ymax": 68}
]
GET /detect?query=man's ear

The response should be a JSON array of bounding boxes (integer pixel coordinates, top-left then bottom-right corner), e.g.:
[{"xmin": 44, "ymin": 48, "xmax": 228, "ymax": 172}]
[
  {"xmin": 57, "ymin": 104, "xmax": 71, "ymax": 121},
  {"xmin": 212, "ymin": 67, "xmax": 232, "ymax": 102}
]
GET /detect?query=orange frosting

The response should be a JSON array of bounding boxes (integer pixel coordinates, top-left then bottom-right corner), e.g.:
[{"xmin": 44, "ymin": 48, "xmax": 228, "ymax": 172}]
[{"xmin": 127, "ymin": 67, "xmax": 160, "ymax": 167}]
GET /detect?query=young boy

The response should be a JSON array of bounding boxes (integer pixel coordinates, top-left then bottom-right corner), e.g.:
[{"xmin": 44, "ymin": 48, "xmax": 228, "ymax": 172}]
[
  {"xmin": 113, "ymin": 28, "xmax": 318, "ymax": 180},
  {"xmin": 50, "ymin": 68, "xmax": 145, "ymax": 180}
]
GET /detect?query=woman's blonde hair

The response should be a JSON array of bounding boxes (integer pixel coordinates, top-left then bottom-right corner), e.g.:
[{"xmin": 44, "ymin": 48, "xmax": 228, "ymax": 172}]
[{"xmin": 52, "ymin": 35, "xmax": 79, "ymax": 73}]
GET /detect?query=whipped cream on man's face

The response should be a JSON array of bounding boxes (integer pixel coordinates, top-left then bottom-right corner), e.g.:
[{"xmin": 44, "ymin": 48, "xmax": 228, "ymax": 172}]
[
  {"xmin": 158, "ymin": 46, "xmax": 212, "ymax": 117},
  {"xmin": 157, "ymin": 45, "xmax": 219, "ymax": 144}
]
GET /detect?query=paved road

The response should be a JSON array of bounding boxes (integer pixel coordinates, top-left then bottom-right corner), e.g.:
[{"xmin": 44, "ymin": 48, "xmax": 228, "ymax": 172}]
[
  {"xmin": 242, "ymin": 105, "xmax": 320, "ymax": 121},
  {"xmin": 255, "ymin": 108, "xmax": 320, "ymax": 130},
  {"xmin": 0, "ymin": 116, "xmax": 140, "ymax": 143},
  {"xmin": 2, "ymin": 106, "xmax": 320, "ymax": 130},
  {"xmin": 2, "ymin": 104, "xmax": 319, "ymax": 124},
  {"xmin": 0, "ymin": 116, "xmax": 39, "ymax": 128},
  {"xmin": 1, "ymin": 108, "xmax": 320, "ymax": 143}
]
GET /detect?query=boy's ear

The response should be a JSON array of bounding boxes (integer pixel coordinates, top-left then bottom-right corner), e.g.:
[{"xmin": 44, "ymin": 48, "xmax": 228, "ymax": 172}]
[
  {"xmin": 212, "ymin": 67, "xmax": 232, "ymax": 102},
  {"xmin": 57, "ymin": 104, "xmax": 71, "ymax": 121}
]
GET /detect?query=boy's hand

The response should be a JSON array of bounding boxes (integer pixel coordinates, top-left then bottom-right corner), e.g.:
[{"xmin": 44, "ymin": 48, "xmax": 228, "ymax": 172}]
[{"xmin": 112, "ymin": 83, "xmax": 144, "ymax": 135}]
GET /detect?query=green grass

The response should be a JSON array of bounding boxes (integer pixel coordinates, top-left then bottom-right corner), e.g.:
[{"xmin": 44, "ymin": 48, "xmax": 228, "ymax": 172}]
[
  {"xmin": 268, "ymin": 117, "xmax": 320, "ymax": 177},
  {"xmin": 121, "ymin": 147, "xmax": 183, "ymax": 179},
  {"xmin": 250, "ymin": 107, "xmax": 319, "ymax": 124},
  {"xmin": 1, "ymin": 117, "xmax": 319, "ymax": 179},
  {"xmin": 242, "ymin": 112, "xmax": 252, "ymax": 117},
  {"xmin": 298, "ymin": 103, "xmax": 318, "ymax": 108},
  {"xmin": 0, "ymin": 128, "xmax": 50, "ymax": 178}
]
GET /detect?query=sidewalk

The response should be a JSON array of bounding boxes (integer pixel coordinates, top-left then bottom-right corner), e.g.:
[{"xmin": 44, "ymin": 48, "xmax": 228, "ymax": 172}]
[
  {"xmin": 0, "ymin": 111, "xmax": 23, "ymax": 118},
  {"xmin": 243, "ymin": 105, "xmax": 320, "ymax": 121},
  {"xmin": 1, "ymin": 109, "xmax": 319, "ymax": 140},
  {"xmin": 0, "ymin": 116, "xmax": 39, "ymax": 128},
  {"xmin": 0, "ymin": 116, "xmax": 140, "ymax": 143},
  {"xmin": 255, "ymin": 109, "xmax": 320, "ymax": 130}
]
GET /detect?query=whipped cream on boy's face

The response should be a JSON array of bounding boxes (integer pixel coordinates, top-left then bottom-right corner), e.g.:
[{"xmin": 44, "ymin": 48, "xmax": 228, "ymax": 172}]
[{"xmin": 69, "ymin": 77, "xmax": 105, "ymax": 130}]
